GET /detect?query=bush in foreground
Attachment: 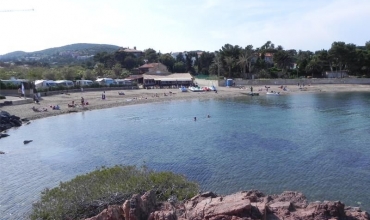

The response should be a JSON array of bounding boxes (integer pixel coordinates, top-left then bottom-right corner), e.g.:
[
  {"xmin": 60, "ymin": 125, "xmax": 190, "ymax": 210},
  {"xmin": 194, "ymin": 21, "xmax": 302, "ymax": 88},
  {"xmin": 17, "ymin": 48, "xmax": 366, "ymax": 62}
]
[{"xmin": 30, "ymin": 165, "xmax": 199, "ymax": 220}]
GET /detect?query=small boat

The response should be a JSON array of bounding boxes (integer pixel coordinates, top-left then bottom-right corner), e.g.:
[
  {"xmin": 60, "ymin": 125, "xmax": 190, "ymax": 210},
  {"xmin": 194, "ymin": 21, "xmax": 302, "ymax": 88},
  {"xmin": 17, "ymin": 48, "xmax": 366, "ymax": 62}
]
[
  {"xmin": 179, "ymin": 86, "xmax": 188, "ymax": 92},
  {"xmin": 188, "ymin": 86, "xmax": 204, "ymax": 92}
]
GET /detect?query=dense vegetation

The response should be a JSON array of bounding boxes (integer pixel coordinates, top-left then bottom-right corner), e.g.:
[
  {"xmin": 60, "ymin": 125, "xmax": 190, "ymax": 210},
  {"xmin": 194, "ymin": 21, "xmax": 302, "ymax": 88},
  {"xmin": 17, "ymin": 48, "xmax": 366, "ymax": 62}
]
[
  {"xmin": 30, "ymin": 165, "xmax": 199, "ymax": 220},
  {"xmin": 1, "ymin": 40, "xmax": 370, "ymax": 83}
]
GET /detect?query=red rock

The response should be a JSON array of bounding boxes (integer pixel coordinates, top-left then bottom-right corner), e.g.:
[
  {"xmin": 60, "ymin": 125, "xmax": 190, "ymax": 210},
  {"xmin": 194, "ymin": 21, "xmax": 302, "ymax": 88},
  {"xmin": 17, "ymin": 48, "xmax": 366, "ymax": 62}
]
[{"xmin": 85, "ymin": 190, "xmax": 369, "ymax": 220}]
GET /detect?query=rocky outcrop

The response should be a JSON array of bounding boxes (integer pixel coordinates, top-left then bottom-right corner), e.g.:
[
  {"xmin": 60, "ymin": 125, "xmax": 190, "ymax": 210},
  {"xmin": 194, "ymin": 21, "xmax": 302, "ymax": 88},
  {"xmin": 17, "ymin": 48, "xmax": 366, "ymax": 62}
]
[
  {"xmin": 0, "ymin": 110, "xmax": 28, "ymax": 134},
  {"xmin": 0, "ymin": 110, "xmax": 21, "ymax": 132},
  {"xmin": 85, "ymin": 190, "xmax": 369, "ymax": 220}
]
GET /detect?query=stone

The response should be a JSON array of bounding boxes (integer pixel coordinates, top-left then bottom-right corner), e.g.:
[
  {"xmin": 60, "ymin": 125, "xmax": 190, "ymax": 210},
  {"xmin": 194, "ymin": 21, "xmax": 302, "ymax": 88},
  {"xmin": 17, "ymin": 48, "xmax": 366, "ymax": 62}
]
[
  {"xmin": 85, "ymin": 205, "xmax": 124, "ymax": 220},
  {"xmin": 85, "ymin": 190, "xmax": 370, "ymax": 220},
  {"xmin": 0, "ymin": 111, "xmax": 23, "ymax": 132}
]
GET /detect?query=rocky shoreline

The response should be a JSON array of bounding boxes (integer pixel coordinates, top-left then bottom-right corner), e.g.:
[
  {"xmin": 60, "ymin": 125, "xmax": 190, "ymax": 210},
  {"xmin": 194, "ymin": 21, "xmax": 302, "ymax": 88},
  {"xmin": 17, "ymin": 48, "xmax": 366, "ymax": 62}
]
[
  {"xmin": 86, "ymin": 190, "xmax": 369, "ymax": 220},
  {"xmin": 0, "ymin": 110, "xmax": 30, "ymax": 154}
]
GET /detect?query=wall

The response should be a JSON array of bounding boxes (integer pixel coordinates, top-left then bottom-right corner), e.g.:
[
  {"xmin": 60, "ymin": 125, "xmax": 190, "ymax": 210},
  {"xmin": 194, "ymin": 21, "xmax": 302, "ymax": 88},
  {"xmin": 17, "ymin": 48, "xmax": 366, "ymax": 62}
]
[{"xmin": 217, "ymin": 78, "xmax": 370, "ymax": 86}]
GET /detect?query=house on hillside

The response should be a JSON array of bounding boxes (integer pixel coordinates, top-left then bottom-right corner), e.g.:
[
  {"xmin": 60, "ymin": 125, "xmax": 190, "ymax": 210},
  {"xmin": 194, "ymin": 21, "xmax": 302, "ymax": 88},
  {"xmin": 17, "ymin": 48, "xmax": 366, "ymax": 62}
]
[
  {"xmin": 138, "ymin": 63, "xmax": 170, "ymax": 74},
  {"xmin": 118, "ymin": 47, "xmax": 143, "ymax": 57}
]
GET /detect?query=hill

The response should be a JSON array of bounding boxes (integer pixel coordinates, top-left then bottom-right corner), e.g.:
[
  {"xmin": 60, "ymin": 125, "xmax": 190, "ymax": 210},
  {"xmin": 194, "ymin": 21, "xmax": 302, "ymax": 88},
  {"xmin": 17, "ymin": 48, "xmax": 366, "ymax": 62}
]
[{"xmin": 0, "ymin": 43, "xmax": 120, "ymax": 65}]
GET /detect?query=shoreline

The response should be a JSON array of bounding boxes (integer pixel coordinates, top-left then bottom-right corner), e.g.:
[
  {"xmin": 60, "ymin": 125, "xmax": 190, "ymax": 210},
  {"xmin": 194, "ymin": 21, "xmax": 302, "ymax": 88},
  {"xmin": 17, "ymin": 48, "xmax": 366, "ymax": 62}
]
[{"xmin": 1, "ymin": 84, "xmax": 370, "ymax": 122}]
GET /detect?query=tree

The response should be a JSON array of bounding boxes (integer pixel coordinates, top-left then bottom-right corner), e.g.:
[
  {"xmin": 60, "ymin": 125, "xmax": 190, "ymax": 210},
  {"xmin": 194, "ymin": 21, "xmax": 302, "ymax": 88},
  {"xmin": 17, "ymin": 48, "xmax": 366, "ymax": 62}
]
[
  {"xmin": 112, "ymin": 63, "xmax": 122, "ymax": 78},
  {"xmin": 184, "ymin": 52, "xmax": 197, "ymax": 74},
  {"xmin": 198, "ymin": 52, "xmax": 215, "ymax": 75},
  {"xmin": 305, "ymin": 56, "xmax": 323, "ymax": 78},
  {"xmin": 60, "ymin": 67, "xmax": 76, "ymax": 80},
  {"xmin": 94, "ymin": 62, "xmax": 105, "ymax": 77},
  {"xmin": 83, "ymin": 69, "xmax": 97, "ymax": 80},
  {"xmin": 328, "ymin": 41, "xmax": 348, "ymax": 76},
  {"xmin": 123, "ymin": 57, "xmax": 136, "ymax": 70},
  {"xmin": 176, "ymin": 53, "xmax": 185, "ymax": 63},
  {"xmin": 212, "ymin": 52, "xmax": 222, "ymax": 78},
  {"xmin": 296, "ymin": 50, "xmax": 314, "ymax": 77},
  {"xmin": 159, "ymin": 53, "xmax": 176, "ymax": 72},
  {"xmin": 173, "ymin": 61, "xmax": 186, "ymax": 73},
  {"xmin": 144, "ymin": 48, "xmax": 158, "ymax": 63},
  {"xmin": 224, "ymin": 56, "xmax": 235, "ymax": 78},
  {"xmin": 237, "ymin": 45, "xmax": 255, "ymax": 78},
  {"xmin": 273, "ymin": 50, "xmax": 295, "ymax": 77},
  {"xmin": 43, "ymin": 69, "xmax": 57, "ymax": 80}
]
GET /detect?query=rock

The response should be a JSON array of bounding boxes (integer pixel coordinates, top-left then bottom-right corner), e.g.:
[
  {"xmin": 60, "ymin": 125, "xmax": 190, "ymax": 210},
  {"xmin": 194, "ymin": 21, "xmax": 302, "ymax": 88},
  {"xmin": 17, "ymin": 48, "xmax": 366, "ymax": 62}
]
[
  {"xmin": 85, "ymin": 190, "xmax": 370, "ymax": 220},
  {"xmin": 0, "ymin": 111, "xmax": 23, "ymax": 132},
  {"xmin": 85, "ymin": 205, "xmax": 125, "ymax": 220},
  {"xmin": 183, "ymin": 191, "xmax": 252, "ymax": 220},
  {"xmin": 24, "ymin": 140, "xmax": 33, "ymax": 144},
  {"xmin": 0, "ymin": 133, "xmax": 10, "ymax": 138},
  {"xmin": 0, "ymin": 151, "xmax": 5, "ymax": 154}
]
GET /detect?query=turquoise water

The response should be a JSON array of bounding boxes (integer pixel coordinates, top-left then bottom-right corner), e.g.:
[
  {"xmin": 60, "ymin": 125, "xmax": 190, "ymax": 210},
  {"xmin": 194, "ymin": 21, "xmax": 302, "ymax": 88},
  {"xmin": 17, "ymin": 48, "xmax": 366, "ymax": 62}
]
[{"xmin": 1, "ymin": 92, "xmax": 370, "ymax": 219}]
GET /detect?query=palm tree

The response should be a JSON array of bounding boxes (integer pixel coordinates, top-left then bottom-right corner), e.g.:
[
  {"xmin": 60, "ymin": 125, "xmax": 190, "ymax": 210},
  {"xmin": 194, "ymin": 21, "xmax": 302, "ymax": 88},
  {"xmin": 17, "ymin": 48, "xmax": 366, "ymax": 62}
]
[
  {"xmin": 212, "ymin": 52, "xmax": 222, "ymax": 78},
  {"xmin": 224, "ymin": 56, "xmax": 235, "ymax": 78},
  {"xmin": 237, "ymin": 45, "xmax": 255, "ymax": 78},
  {"xmin": 274, "ymin": 50, "xmax": 294, "ymax": 77}
]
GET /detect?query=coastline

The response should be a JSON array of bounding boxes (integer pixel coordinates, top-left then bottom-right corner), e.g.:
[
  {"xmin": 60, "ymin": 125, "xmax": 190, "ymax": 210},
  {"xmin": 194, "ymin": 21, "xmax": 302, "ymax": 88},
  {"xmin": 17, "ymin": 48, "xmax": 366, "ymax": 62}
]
[{"xmin": 1, "ymin": 84, "xmax": 370, "ymax": 122}]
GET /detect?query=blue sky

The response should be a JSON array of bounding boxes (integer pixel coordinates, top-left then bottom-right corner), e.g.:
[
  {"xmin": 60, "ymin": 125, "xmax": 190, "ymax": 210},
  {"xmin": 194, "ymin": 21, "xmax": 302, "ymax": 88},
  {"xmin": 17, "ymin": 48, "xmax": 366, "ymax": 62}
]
[{"xmin": 1, "ymin": 0, "xmax": 369, "ymax": 55}]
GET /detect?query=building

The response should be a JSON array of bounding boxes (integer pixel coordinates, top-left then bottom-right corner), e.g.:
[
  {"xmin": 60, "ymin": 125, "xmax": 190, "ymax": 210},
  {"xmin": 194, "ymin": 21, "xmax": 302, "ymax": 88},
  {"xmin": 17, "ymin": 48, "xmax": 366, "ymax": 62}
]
[
  {"xmin": 118, "ymin": 47, "xmax": 143, "ymax": 57},
  {"xmin": 138, "ymin": 63, "xmax": 169, "ymax": 74},
  {"xmin": 143, "ymin": 73, "xmax": 193, "ymax": 89}
]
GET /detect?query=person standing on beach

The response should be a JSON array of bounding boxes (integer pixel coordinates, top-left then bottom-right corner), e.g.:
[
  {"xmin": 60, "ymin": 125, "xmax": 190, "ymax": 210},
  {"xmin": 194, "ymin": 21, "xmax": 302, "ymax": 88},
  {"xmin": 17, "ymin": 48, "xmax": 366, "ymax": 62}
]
[
  {"xmin": 81, "ymin": 97, "xmax": 85, "ymax": 106},
  {"xmin": 102, "ymin": 91, "xmax": 106, "ymax": 100}
]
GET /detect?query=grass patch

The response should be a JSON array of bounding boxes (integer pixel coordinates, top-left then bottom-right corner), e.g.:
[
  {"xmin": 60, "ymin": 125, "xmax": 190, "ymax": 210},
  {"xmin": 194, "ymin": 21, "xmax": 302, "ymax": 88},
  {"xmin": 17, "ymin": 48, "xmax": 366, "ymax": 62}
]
[{"xmin": 30, "ymin": 165, "xmax": 199, "ymax": 220}]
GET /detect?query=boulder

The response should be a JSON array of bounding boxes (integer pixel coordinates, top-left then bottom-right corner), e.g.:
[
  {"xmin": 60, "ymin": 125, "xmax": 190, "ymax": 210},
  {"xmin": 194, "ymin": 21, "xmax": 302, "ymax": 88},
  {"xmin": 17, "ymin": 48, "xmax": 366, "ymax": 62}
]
[
  {"xmin": 0, "ymin": 111, "xmax": 23, "ymax": 132},
  {"xmin": 183, "ymin": 191, "xmax": 252, "ymax": 220},
  {"xmin": 85, "ymin": 205, "xmax": 124, "ymax": 220},
  {"xmin": 85, "ymin": 190, "xmax": 370, "ymax": 220},
  {"xmin": 0, "ymin": 133, "xmax": 10, "ymax": 139}
]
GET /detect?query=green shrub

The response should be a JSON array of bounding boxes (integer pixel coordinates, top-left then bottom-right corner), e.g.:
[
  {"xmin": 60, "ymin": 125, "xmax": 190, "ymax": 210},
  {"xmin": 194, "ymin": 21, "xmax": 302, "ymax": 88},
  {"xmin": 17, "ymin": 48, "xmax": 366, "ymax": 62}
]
[{"xmin": 30, "ymin": 165, "xmax": 199, "ymax": 220}]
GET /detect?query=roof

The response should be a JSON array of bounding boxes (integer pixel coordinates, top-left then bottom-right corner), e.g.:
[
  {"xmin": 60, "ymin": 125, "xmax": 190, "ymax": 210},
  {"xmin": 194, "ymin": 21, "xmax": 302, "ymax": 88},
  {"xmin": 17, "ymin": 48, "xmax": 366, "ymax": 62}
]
[
  {"xmin": 143, "ymin": 73, "xmax": 193, "ymax": 81},
  {"xmin": 139, "ymin": 63, "xmax": 159, "ymax": 69},
  {"xmin": 125, "ymin": 74, "xmax": 143, "ymax": 80}
]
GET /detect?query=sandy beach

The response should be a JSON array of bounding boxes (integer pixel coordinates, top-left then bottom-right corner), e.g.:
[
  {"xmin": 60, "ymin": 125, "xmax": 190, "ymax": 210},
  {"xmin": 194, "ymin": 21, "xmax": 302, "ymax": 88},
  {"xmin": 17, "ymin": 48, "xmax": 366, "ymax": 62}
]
[{"xmin": 1, "ymin": 84, "xmax": 370, "ymax": 121}]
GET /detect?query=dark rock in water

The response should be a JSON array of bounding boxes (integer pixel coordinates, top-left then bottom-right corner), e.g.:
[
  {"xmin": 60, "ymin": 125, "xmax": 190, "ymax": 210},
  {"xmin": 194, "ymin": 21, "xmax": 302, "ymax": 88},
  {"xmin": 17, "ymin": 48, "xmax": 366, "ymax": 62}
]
[
  {"xmin": 0, "ymin": 151, "xmax": 5, "ymax": 154},
  {"xmin": 21, "ymin": 118, "xmax": 30, "ymax": 122},
  {"xmin": 23, "ymin": 140, "xmax": 33, "ymax": 144},
  {"xmin": 0, "ymin": 110, "xmax": 23, "ymax": 132},
  {"xmin": 0, "ymin": 133, "xmax": 10, "ymax": 138}
]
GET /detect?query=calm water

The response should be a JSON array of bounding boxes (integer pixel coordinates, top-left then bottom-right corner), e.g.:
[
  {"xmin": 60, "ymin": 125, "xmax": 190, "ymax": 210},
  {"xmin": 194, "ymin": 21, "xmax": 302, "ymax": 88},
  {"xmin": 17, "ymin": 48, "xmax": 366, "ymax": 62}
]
[{"xmin": 1, "ymin": 92, "xmax": 370, "ymax": 219}]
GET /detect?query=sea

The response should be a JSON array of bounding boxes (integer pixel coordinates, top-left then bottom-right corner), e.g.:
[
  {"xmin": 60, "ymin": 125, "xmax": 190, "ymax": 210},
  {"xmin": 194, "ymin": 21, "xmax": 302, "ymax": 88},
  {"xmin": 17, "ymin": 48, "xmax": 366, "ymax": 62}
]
[{"xmin": 1, "ymin": 92, "xmax": 370, "ymax": 219}]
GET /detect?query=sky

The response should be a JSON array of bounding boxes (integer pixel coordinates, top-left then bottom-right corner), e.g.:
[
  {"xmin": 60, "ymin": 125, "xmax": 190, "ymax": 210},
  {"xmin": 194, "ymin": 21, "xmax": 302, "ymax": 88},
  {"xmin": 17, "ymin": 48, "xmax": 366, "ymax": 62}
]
[{"xmin": 1, "ymin": 0, "xmax": 370, "ymax": 55}]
